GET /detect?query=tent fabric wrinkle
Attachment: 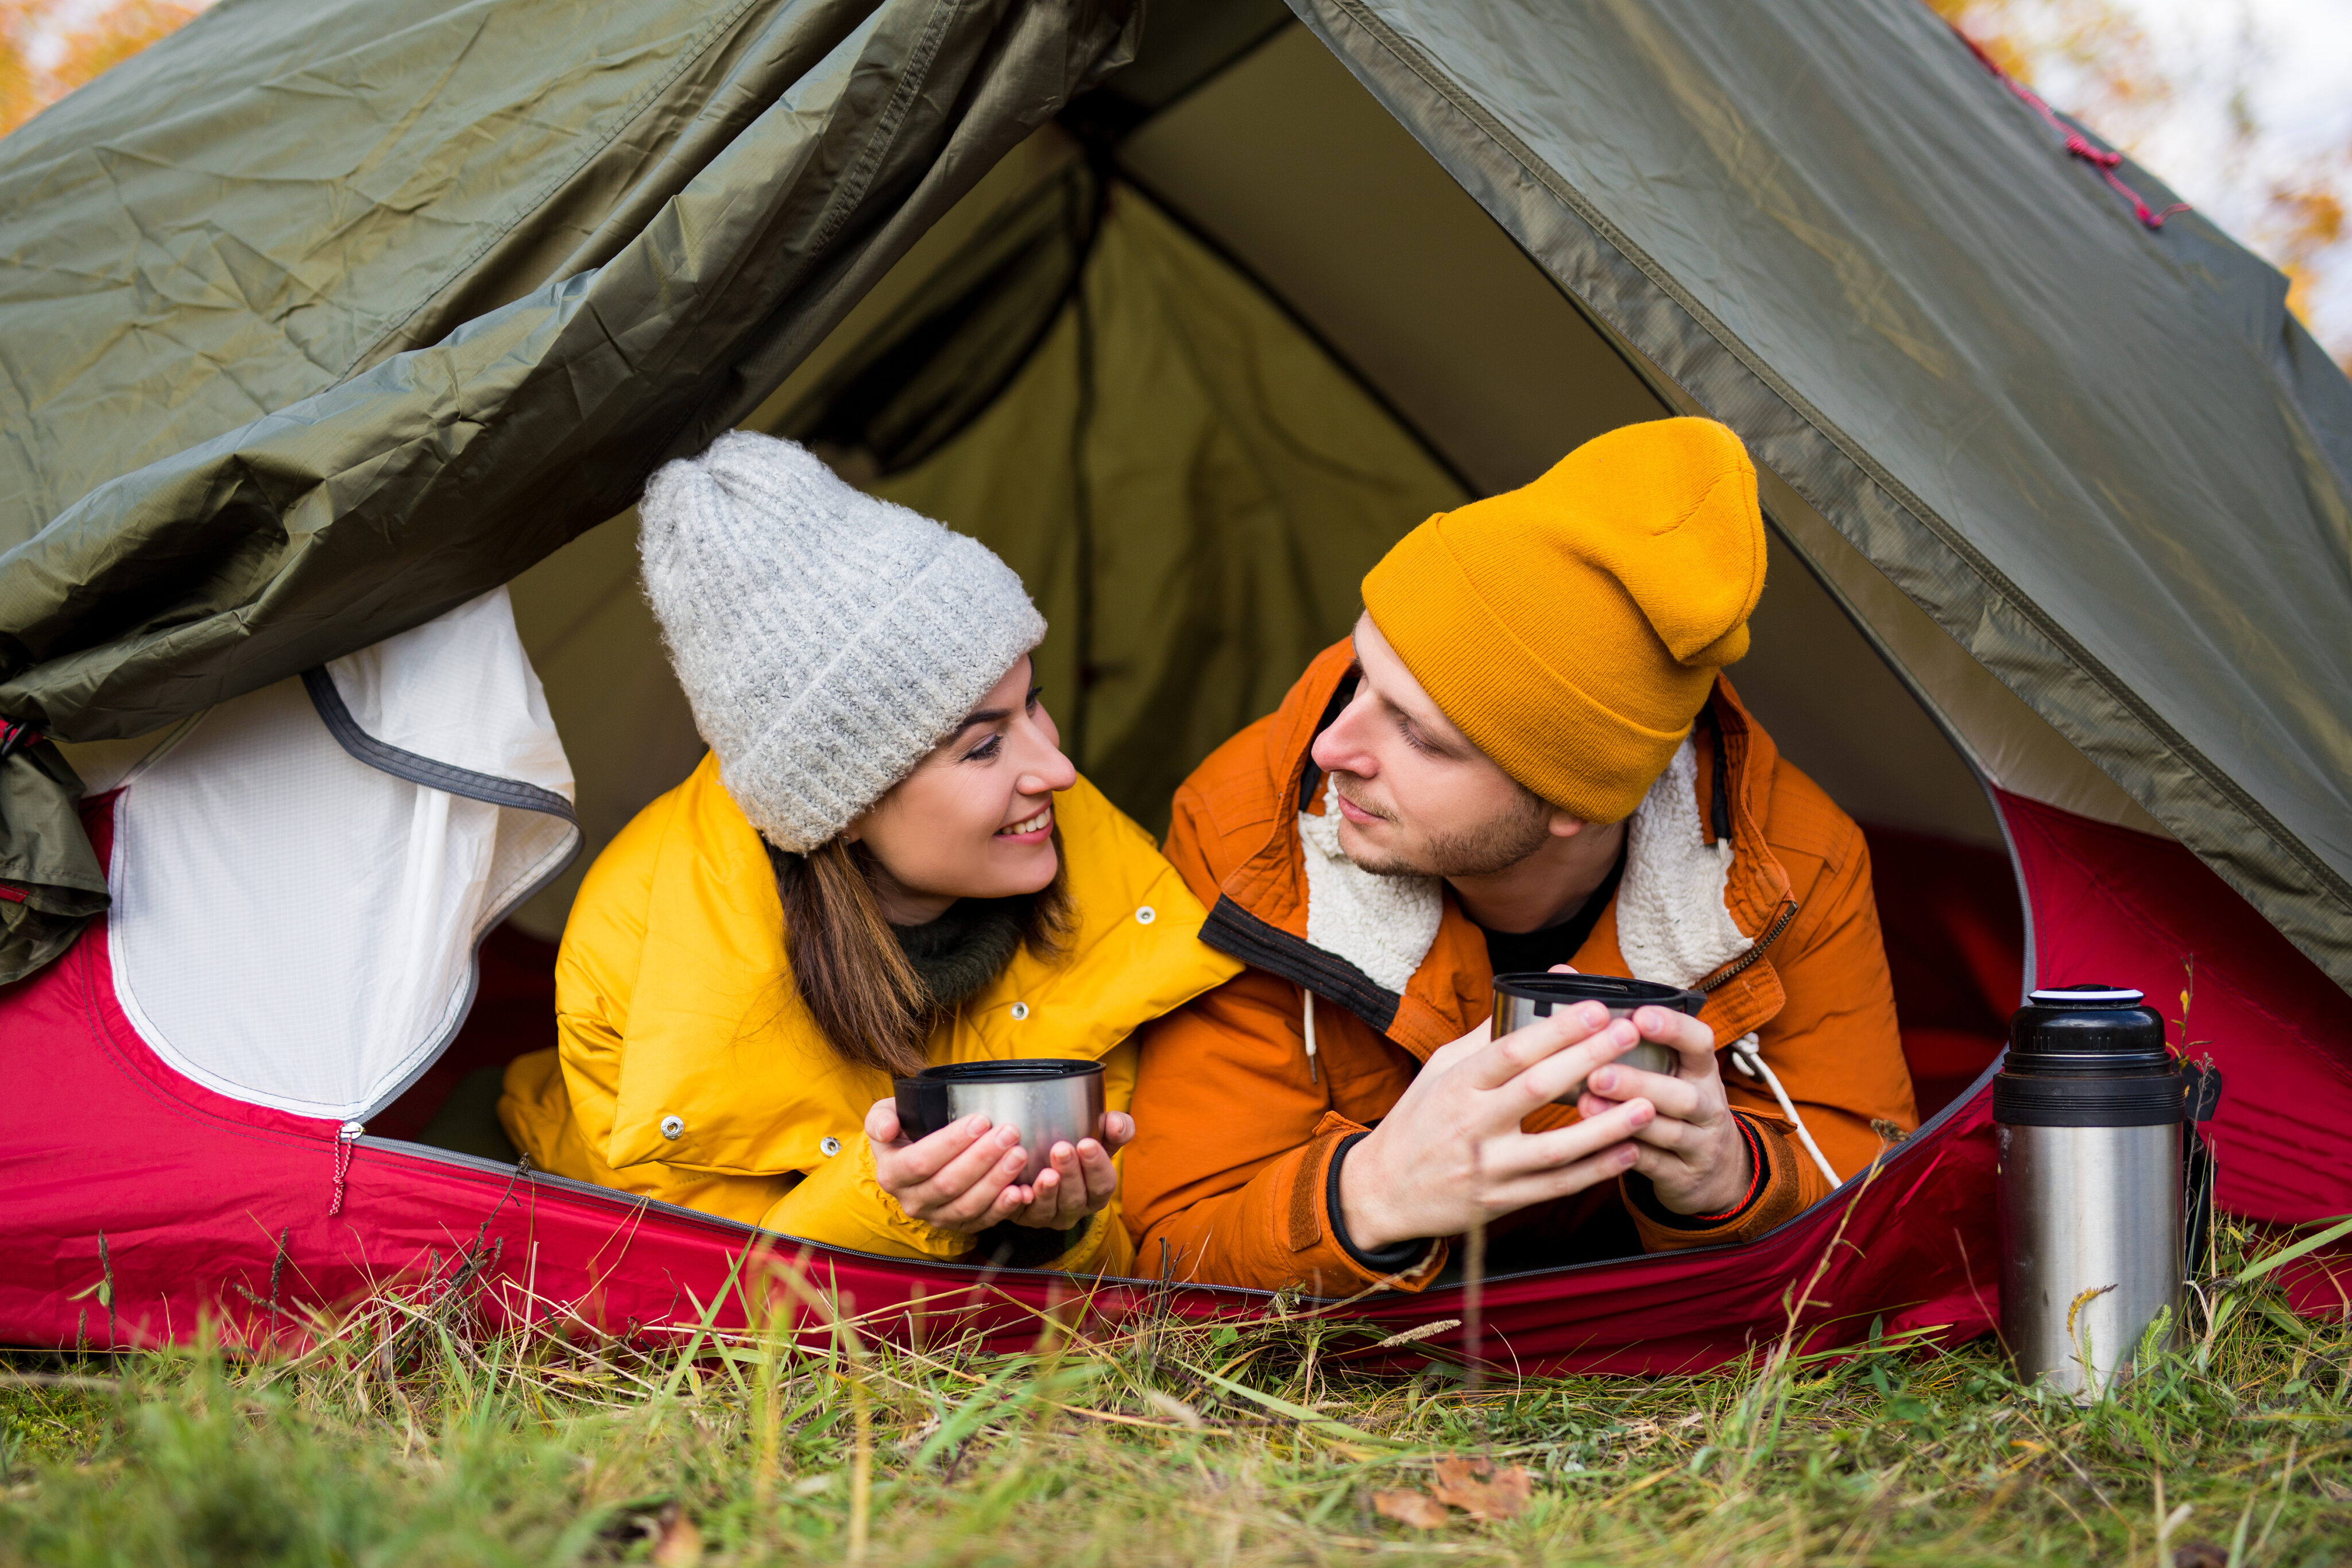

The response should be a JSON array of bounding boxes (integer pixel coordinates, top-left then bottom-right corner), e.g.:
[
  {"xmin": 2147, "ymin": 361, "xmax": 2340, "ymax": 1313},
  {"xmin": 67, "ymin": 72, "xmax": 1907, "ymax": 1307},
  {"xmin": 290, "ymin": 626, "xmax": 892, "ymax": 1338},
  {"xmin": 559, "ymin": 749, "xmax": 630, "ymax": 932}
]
[
  {"xmin": 0, "ymin": 735, "xmax": 104, "ymax": 978},
  {"xmin": 0, "ymin": 0, "xmax": 1142, "ymax": 984},
  {"xmin": 1283, "ymin": 0, "xmax": 2352, "ymax": 992}
]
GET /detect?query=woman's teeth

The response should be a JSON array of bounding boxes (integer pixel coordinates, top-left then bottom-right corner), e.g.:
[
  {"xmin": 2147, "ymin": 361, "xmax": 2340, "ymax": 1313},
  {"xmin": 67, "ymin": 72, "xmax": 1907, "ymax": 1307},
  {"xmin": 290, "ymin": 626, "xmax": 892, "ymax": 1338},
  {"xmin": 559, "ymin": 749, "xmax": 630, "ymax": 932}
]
[{"xmin": 997, "ymin": 807, "xmax": 1052, "ymax": 837}]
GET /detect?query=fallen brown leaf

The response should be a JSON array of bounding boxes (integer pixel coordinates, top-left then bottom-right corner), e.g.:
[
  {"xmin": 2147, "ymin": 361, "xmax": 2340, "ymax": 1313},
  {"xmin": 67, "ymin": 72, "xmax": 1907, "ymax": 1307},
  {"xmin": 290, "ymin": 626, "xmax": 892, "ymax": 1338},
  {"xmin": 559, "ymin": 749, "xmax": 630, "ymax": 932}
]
[
  {"xmin": 1429, "ymin": 1455, "xmax": 1533, "ymax": 1521},
  {"xmin": 651, "ymin": 1501, "xmax": 703, "ymax": 1567},
  {"xmin": 1372, "ymin": 1488, "xmax": 1452, "ymax": 1530}
]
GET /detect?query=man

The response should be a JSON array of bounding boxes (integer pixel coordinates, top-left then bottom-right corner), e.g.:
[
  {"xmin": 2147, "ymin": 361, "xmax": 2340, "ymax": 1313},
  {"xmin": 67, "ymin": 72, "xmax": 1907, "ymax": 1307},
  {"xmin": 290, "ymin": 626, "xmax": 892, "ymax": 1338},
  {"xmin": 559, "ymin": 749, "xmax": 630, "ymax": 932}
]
[{"xmin": 1121, "ymin": 418, "xmax": 1917, "ymax": 1293}]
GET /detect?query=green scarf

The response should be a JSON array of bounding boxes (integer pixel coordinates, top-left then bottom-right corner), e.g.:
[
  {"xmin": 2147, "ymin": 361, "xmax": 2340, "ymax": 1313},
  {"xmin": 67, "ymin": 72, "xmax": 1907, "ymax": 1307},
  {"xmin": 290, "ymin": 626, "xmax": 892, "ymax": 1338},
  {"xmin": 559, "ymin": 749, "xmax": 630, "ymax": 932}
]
[{"xmin": 892, "ymin": 896, "xmax": 1030, "ymax": 1011}]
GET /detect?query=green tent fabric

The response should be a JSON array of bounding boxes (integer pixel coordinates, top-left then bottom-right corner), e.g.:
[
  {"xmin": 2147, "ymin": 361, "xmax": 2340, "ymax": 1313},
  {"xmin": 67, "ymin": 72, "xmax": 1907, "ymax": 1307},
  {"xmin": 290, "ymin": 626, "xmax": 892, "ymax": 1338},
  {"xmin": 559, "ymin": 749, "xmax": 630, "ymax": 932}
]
[
  {"xmin": 0, "ymin": 0, "xmax": 1138, "ymax": 981},
  {"xmin": 1283, "ymin": 0, "xmax": 2352, "ymax": 989},
  {"xmin": 4, "ymin": 0, "xmax": 2350, "ymax": 1002},
  {"xmin": 769, "ymin": 156, "xmax": 1467, "ymax": 821}
]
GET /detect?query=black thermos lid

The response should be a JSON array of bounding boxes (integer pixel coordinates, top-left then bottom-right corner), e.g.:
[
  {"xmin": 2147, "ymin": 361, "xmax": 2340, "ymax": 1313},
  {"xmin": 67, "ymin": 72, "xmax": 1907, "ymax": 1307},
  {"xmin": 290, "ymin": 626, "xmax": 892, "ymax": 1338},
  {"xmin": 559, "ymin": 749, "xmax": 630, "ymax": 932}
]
[
  {"xmin": 1995, "ymin": 983, "xmax": 2181, "ymax": 1127},
  {"xmin": 2008, "ymin": 984, "xmax": 2169, "ymax": 1070}
]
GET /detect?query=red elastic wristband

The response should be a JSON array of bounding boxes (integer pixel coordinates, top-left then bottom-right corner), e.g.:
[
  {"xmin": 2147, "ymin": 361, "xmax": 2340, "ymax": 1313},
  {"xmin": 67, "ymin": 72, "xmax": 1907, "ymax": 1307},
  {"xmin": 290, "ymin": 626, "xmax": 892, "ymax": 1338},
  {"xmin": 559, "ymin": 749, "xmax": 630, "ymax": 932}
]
[{"xmin": 1687, "ymin": 1115, "xmax": 1766, "ymax": 1225}]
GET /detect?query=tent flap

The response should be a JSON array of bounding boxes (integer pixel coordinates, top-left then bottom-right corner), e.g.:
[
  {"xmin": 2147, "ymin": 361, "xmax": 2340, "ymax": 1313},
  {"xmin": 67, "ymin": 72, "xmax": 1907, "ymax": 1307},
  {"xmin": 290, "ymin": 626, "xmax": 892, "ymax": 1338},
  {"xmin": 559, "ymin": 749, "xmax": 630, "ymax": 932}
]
[
  {"xmin": 0, "ymin": 0, "xmax": 1139, "ymax": 983},
  {"xmin": 0, "ymin": 738, "xmax": 105, "ymax": 980},
  {"xmin": 105, "ymin": 590, "xmax": 579, "ymax": 1121},
  {"xmin": 1285, "ymin": 0, "xmax": 2352, "ymax": 993}
]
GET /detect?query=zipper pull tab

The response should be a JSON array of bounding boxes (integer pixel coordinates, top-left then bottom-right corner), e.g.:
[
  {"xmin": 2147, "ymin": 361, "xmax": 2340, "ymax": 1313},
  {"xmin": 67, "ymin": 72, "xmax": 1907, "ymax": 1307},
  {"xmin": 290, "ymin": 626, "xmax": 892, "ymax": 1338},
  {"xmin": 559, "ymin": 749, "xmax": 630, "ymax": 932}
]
[{"xmin": 328, "ymin": 1121, "xmax": 364, "ymax": 1217}]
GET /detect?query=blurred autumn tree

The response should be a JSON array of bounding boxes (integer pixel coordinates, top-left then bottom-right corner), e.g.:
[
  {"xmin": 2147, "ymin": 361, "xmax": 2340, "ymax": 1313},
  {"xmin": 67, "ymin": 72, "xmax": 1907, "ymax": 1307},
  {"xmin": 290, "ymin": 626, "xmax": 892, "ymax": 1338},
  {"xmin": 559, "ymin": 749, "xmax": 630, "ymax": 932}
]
[
  {"xmin": 1931, "ymin": 0, "xmax": 2350, "ymax": 370},
  {"xmin": 0, "ymin": 0, "xmax": 200, "ymax": 137}
]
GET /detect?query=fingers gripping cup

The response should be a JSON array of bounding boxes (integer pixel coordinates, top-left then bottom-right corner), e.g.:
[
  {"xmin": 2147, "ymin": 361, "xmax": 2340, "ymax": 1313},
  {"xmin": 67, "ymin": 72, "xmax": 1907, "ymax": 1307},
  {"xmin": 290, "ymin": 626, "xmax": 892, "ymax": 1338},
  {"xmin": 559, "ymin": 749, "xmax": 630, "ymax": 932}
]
[
  {"xmin": 1490, "ymin": 973, "xmax": 1707, "ymax": 1104},
  {"xmin": 892, "ymin": 1060, "xmax": 1108, "ymax": 1185}
]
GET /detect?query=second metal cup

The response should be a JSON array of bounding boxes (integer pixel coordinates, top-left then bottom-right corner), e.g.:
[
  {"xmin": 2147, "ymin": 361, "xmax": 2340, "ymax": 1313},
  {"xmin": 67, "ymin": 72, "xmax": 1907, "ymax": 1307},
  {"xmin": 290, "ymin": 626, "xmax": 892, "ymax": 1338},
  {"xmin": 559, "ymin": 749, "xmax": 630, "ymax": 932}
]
[{"xmin": 1490, "ymin": 971, "xmax": 1706, "ymax": 1104}]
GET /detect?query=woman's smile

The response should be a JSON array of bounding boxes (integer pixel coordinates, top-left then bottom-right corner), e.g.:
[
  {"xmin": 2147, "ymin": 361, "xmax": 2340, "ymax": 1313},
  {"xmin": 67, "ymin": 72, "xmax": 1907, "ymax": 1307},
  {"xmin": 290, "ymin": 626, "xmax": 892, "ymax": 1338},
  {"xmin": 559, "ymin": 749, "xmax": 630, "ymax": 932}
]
[{"xmin": 996, "ymin": 803, "xmax": 1054, "ymax": 841}]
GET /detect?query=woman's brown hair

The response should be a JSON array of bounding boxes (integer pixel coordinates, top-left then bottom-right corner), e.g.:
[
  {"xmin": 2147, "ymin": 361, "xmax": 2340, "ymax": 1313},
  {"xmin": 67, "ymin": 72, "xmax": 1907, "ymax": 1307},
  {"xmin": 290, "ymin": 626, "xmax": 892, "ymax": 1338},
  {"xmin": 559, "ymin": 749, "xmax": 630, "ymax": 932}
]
[{"xmin": 771, "ymin": 832, "xmax": 1074, "ymax": 1077}]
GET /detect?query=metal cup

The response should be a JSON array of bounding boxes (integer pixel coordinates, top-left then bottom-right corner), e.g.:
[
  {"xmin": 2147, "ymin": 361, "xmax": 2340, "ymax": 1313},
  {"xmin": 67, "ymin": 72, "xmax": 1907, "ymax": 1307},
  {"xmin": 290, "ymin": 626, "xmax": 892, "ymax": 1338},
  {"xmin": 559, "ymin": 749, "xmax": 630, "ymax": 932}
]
[
  {"xmin": 1490, "ymin": 971, "xmax": 1705, "ymax": 1104},
  {"xmin": 892, "ymin": 1059, "xmax": 1107, "ymax": 1184}
]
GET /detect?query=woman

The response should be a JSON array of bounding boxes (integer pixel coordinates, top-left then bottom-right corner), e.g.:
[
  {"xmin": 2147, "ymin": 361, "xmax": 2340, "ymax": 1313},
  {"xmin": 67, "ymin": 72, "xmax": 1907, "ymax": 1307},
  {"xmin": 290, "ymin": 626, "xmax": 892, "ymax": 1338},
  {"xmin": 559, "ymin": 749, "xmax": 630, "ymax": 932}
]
[{"xmin": 499, "ymin": 433, "xmax": 1237, "ymax": 1273}]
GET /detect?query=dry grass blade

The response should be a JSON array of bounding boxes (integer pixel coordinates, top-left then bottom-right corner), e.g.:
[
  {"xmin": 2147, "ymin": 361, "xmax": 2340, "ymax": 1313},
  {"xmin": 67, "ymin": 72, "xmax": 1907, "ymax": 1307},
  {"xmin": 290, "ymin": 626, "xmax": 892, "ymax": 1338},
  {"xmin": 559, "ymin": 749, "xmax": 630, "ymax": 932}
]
[
  {"xmin": 1373, "ymin": 1319, "xmax": 1461, "ymax": 1350},
  {"xmin": 0, "ymin": 1210, "xmax": 2345, "ymax": 1565}
]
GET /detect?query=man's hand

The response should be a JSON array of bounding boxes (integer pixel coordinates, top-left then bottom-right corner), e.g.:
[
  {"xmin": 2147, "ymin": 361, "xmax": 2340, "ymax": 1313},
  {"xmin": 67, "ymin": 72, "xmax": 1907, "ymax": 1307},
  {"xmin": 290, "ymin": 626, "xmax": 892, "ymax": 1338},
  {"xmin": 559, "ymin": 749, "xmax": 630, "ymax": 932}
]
[
  {"xmin": 1575, "ymin": 1004, "xmax": 1751, "ymax": 1217},
  {"xmin": 999, "ymin": 1112, "xmax": 1134, "ymax": 1232},
  {"xmin": 1336, "ymin": 1001, "xmax": 1658, "ymax": 1252}
]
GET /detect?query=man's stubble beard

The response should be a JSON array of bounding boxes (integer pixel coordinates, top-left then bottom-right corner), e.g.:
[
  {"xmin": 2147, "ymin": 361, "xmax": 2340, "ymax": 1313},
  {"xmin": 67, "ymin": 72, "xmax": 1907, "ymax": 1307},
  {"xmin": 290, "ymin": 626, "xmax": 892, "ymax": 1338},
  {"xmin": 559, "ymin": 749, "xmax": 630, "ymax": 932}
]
[{"xmin": 1329, "ymin": 775, "xmax": 1554, "ymax": 880}]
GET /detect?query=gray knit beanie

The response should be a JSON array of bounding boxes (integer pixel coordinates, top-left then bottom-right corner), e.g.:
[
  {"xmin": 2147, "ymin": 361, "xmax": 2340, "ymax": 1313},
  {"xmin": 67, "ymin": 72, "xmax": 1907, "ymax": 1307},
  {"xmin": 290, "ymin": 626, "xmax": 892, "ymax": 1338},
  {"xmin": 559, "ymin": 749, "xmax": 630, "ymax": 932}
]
[{"xmin": 638, "ymin": 431, "xmax": 1046, "ymax": 852}]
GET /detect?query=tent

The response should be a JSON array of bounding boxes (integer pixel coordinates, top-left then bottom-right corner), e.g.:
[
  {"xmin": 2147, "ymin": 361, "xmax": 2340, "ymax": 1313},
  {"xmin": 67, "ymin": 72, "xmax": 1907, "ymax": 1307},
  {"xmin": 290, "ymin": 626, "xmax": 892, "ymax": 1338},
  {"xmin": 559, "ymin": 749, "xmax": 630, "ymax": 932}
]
[{"xmin": 3, "ymin": 0, "xmax": 2349, "ymax": 1371}]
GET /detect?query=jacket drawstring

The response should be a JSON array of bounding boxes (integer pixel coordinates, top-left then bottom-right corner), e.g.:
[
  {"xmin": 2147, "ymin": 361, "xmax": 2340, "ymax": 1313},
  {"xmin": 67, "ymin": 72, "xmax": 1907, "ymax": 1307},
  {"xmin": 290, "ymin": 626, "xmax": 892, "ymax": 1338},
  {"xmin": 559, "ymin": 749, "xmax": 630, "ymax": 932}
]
[
  {"xmin": 1302, "ymin": 989, "xmax": 1318, "ymax": 1082},
  {"xmin": 1726, "ymin": 1039, "xmax": 1840, "ymax": 1188}
]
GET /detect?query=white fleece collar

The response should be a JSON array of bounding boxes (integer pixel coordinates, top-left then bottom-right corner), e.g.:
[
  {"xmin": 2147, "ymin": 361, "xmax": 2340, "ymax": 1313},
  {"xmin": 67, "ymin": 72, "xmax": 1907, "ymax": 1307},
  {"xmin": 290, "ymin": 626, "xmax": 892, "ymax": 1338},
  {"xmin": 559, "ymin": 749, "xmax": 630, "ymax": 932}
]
[
  {"xmin": 1616, "ymin": 737, "xmax": 1753, "ymax": 990},
  {"xmin": 1298, "ymin": 803, "xmax": 1443, "ymax": 995},
  {"xmin": 1296, "ymin": 737, "xmax": 1752, "ymax": 998}
]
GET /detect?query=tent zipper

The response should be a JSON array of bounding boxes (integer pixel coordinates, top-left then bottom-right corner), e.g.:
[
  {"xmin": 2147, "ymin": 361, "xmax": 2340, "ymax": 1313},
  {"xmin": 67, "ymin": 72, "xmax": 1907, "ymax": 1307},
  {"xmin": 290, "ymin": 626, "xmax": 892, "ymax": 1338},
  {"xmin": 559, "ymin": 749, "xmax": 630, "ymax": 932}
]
[{"xmin": 328, "ymin": 1120, "xmax": 363, "ymax": 1216}]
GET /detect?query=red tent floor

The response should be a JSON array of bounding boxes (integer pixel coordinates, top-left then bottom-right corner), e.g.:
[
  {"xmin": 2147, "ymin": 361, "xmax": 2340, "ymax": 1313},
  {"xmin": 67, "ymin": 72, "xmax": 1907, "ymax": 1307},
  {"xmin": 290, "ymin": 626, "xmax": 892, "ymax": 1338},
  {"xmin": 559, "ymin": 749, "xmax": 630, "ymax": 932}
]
[{"xmin": 2, "ymin": 789, "xmax": 2345, "ymax": 1373}]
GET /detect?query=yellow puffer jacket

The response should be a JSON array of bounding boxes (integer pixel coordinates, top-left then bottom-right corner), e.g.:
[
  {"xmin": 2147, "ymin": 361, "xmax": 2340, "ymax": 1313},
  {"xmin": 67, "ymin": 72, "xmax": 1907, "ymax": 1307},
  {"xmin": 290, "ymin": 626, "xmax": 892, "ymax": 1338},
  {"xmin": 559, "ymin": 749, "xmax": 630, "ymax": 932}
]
[{"xmin": 499, "ymin": 754, "xmax": 1240, "ymax": 1274}]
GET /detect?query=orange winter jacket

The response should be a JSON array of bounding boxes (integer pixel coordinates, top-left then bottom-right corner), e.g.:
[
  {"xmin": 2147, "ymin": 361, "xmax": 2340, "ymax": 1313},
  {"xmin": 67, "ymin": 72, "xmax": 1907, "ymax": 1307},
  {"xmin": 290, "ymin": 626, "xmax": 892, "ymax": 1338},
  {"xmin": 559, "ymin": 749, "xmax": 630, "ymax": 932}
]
[{"xmin": 1121, "ymin": 638, "xmax": 1917, "ymax": 1295}]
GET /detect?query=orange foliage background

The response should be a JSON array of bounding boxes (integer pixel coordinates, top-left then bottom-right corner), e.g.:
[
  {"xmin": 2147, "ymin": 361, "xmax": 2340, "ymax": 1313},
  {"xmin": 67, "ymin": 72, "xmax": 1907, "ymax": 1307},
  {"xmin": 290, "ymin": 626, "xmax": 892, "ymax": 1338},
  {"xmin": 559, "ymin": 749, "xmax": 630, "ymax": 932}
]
[
  {"xmin": 1932, "ymin": 0, "xmax": 2349, "ymax": 370},
  {"xmin": 1, "ymin": 0, "xmax": 200, "ymax": 135},
  {"xmin": 2, "ymin": 0, "xmax": 2347, "ymax": 371}
]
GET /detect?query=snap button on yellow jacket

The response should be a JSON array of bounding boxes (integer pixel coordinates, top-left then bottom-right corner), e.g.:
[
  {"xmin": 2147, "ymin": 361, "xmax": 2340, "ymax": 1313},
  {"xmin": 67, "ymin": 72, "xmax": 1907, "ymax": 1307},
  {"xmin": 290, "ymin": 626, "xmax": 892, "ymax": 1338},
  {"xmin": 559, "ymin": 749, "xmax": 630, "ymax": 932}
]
[{"xmin": 499, "ymin": 753, "xmax": 1240, "ymax": 1274}]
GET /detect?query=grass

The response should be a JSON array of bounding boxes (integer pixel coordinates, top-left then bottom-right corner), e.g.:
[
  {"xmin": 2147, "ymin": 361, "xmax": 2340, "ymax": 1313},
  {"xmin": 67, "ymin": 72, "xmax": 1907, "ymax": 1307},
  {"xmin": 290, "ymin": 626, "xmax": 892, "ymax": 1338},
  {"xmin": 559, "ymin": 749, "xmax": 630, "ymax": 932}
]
[{"xmin": 3, "ymin": 1215, "xmax": 2348, "ymax": 1567}]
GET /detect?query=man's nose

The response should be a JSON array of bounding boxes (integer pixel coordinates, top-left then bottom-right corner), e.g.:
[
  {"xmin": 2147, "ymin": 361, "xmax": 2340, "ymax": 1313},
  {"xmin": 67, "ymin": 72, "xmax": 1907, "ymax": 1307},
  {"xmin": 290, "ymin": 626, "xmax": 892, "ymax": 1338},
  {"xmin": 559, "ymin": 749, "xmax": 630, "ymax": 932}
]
[{"xmin": 1309, "ymin": 699, "xmax": 1375, "ymax": 778}]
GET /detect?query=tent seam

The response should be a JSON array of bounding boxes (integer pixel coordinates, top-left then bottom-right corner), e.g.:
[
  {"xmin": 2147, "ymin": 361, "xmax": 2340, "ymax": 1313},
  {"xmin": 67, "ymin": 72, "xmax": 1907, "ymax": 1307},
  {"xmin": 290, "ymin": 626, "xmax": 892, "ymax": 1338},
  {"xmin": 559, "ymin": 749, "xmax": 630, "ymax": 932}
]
[
  {"xmin": 1291, "ymin": 0, "xmax": 2352, "ymax": 955},
  {"xmin": 301, "ymin": 667, "xmax": 581, "ymax": 824}
]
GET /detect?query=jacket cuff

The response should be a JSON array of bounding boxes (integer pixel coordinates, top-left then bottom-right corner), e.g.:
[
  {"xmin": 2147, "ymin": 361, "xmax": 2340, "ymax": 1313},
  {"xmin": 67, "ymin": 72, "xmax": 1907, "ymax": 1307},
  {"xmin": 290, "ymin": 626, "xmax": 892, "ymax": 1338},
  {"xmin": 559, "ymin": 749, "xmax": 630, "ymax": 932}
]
[
  {"xmin": 1306, "ymin": 1118, "xmax": 1444, "ymax": 1291},
  {"xmin": 858, "ymin": 1136, "xmax": 977, "ymax": 1257},
  {"xmin": 755, "ymin": 1139, "xmax": 962, "ymax": 1260},
  {"xmin": 1627, "ymin": 1113, "xmax": 1805, "ymax": 1252},
  {"xmin": 1327, "ymin": 1133, "xmax": 1438, "ymax": 1275}
]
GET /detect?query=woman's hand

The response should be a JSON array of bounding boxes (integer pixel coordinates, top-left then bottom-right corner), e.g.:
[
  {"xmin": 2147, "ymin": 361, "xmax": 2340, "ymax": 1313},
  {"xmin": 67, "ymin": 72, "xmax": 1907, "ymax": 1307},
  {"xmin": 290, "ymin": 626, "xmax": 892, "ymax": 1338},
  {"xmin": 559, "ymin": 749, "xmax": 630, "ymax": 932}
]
[
  {"xmin": 865, "ymin": 1100, "xmax": 1033, "ymax": 1234},
  {"xmin": 863, "ymin": 1103, "xmax": 1136, "ymax": 1238},
  {"xmin": 998, "ymin": 1112, "xmax": 1133, "ymax": 1233}
]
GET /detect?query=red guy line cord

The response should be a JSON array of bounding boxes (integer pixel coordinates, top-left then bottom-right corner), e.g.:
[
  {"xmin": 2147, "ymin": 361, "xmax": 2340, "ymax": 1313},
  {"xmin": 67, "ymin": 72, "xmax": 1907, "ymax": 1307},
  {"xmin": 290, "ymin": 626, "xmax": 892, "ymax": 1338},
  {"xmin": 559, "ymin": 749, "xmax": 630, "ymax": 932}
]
[{"xmin": 1951, "ymin": 25, "xmax": 2191, "ymax": 231}]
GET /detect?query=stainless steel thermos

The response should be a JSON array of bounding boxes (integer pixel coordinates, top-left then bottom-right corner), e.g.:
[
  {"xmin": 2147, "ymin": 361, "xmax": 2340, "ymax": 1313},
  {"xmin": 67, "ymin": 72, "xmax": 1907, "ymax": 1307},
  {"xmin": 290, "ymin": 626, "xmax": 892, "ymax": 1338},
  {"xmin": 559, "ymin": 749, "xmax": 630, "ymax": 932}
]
[{"xmin": 1996, "ymin": 984, "xmax": 2220, "ymax": 1397}]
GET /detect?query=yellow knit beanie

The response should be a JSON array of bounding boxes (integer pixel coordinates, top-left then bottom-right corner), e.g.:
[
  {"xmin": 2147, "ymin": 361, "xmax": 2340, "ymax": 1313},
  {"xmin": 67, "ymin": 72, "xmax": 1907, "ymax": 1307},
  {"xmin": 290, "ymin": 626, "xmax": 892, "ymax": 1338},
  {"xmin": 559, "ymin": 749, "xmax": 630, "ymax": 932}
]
[{"xmin": 1360, "ymin": 417, "xmax": 1765, "ymax": 824}]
